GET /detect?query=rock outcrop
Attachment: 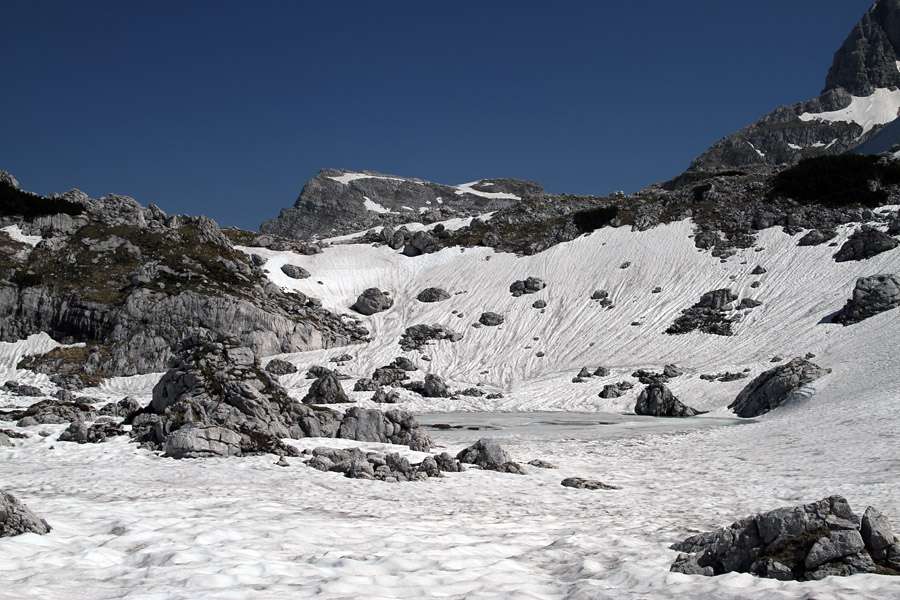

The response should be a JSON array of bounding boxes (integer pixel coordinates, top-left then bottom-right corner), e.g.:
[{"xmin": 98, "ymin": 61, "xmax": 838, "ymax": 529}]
[
  {"xmin": 0, "ymin": 490, "xmax": 51, "ymax": 537},
  {"xmin": 670, "ymin": 495, "xmax": 900, "ymax": 580},
  {"xmin": 834, "ymin": 273, "xmax": 900, "ymax": 324},
  {"xmin": 306, "ymin": 446, "xmax": 460, "ymax": 482},
  {"xmin": 729, "ymin": 358, "xmax": 831, "ymax": 417},
  {"xmin": 399, "ymin": 324, "xmax": 463, "ymax": 351},
  {"xmin": 302, "ymin": 370, "xmax": 350, "ymax": 404},
  {"xmin": 259, "ymin": 169, "xmax": 542, "ymax": 241},
  {"xmin": 666, "ymin": 289, "xmax": 739, "ymax": 336}
]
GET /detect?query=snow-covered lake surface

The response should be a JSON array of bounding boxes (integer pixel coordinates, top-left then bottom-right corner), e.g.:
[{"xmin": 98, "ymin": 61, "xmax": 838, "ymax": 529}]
[{"xmin": 2, "ymin": 219, "xmax": 900, "ymax": 598}]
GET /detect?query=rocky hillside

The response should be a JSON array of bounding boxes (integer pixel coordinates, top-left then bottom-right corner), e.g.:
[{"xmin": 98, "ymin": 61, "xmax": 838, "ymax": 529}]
[
  {"xmin": 0, "ymin": 172, "xmax": 366, "ymax": 388},
  {"xmin": 260, "ymin": 168, "xmax": 543, "ymax": 241},
  {"xmin": 688, "ymin": 0, "xmax": 900, "ymax": 173}
]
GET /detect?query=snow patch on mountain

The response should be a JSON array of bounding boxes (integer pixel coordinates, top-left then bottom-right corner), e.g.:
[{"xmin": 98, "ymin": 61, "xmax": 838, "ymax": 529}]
[
  {"xmin": 799, "ymin": 87, "xmax": 900, "ymax": 135},
  {"xmin": 362, "ymin": 197, "xmax": 391, "ymax": 214},
  {"xmin": 328, "ymin": 171, "xmax": 408, "ymax": 185},
  {"xmin": 455, "ymin": 180, "xmax": 520, "ymax": 200}
]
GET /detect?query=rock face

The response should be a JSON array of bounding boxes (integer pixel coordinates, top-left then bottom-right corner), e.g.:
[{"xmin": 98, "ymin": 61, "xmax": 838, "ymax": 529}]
[
  {"xmin": 0, "ymin": 182, "xmax": 366, "ymax": 387},
  {"xmin": 352, "ymin": 288, "xmax": 393, "ymax": 315},
  {"xmin": 456, "ymin": 438, "xmax": 526, "ymax": 474},
  {"xmin": 834, "ymin": 273, "xmax": 900, "ymax": 324},
  {"xmin": 259, "ymin": 168, "xmax": 542, "ymax": 241},
  {"xmin": 670, "ymin": 495, "xmax": 900, "ymax": 581},
  {"xmin": 416, "ymin": 287, "xmax": 451, "ymax": 303},
  {"xmin": 666, "ymin": 289, "xmax": 739, "ymax": 336},
  {"xmin": 0, "ymin": 490, "xmax": 51, "ymax": 537},
  {"xmin": 729, "ymin": 358, "xmax": 831, "ymax": 418},
  {"xmin": 833, "ymin": 227, "xmax": 899, "ymax": 262},
  {"xmin": 634, "ymin": 383, "xmax": 701, "ymax": 417}
]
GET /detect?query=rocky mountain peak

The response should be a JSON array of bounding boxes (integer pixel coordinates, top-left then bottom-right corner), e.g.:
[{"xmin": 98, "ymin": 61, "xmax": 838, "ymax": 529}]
[{"xmin": 824, "ymin": 0, "xmax": 900, "ymax": 96}]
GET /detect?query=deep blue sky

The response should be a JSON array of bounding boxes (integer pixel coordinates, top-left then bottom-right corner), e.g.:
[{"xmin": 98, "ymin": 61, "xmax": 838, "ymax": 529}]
[{"xmin": 1, "ymin": 1, "xmax": 876, "ymax": 230}]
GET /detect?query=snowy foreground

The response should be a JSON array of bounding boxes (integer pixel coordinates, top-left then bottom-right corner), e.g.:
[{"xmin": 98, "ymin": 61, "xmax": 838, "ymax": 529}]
[{"xmin": 2, "ymin": 220, "xmax": 900, "ymax": 599}]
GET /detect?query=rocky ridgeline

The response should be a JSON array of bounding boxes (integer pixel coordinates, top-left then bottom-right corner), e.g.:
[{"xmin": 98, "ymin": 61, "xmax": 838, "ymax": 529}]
[
  {"xmin": 128, "ymin": 333, "xmax": 431, "ymax": 458},
  {"xmin": 687, "ymin": 0, "xmax": 900, "ymax": 173},
  {"xmin": 259, "ymin": 168, "xmax": 543, "ymax": 241},
  {"xmin": 0, "ymin": 174, "xmax": 366, "ymax": 388},
  {"xmin": 671, "ymin": 496, "xmax": 900, "ymax": 580}
]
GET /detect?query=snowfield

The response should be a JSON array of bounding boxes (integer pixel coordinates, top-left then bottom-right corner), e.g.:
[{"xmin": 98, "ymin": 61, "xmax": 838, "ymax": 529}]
[{"xmin": 2, "ymin": 219, "xmax": 900, "ymax": 599}]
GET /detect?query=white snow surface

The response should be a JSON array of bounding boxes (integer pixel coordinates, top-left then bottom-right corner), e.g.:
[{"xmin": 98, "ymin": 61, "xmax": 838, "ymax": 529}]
[
  {"xmin": 455, "ymin": 180, "xmax": 520, "ymax": 200},
  {"xmin": 327, "ymin": 172, "xmax": 408, "ymax": 185},
  {"xmin": 3, "ymin": 221, "xmax": 900, "ymax": 599},
  {"xmin": 799, "ymin": 87, "xmax": 900, "ymax": 135},
  {"xmin": 362, "ymin": 196, "xmax": 391, "ymax": 214},
  {"xmin": 1, "ymin": 224, "xmax": 42, "ymax": 247}
]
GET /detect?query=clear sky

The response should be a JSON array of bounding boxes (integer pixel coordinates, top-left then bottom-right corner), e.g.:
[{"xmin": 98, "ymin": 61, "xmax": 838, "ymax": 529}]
[{"xmin": 0, "ymin": 0, "xmax": 877, "ymax": 230}]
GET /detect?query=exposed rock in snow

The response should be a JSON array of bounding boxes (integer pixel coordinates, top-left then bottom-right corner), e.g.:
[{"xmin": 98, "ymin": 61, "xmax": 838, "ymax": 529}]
[
  {"xmin": 0, "ymin": 490, "xmax": 51, "ymax": 537},
  {"xmin": 352, "ymin": 287, "xmax": 393, "ymax": 315},
  {"xmin": 3, "ymin": 398, "xmax": 98, "ymax": 426},
  {"xmin": 265, "ymin": 358, "xmax": 298, "ymax": 376},
  {"xmin": 729, "ymin": 357, "xmax": 831, "ymax": 418},
  {"xmin": 398, "ymin": 324, "xmax": 463, "ymax": 351},
  {"xmin": 280, "ymin": 264, "xmax": 310, "ymax": 279},
  {"xmin": 456, "ymin": 438, "xmax": 525, "ymax": 474},
  {"xmin": 670, "ymin": 495, "xmax": 899, "ymax": 580},
  {"xmin": 416, "ymin": 287, "xmax": 451, "ymax": 303},
  {"xmin": 833, "ymin": 227, "xmax": 899, "ymax": 262},
  {"xmin": 666, "ymin": 288, "xmax": 739, "ymax": 336},
  {"xmin": 798, "ymin": 228, "xmax": 837, "ymax": 246},
  {"xmin": 305, "ymin": 446, "xmax": 456, "ymax": 481},
  {"xmin": 561, "ymin": 477, "xmax": 621, "ymax": 490},
  {"xmin": 834, "ymin": 273, "xmax": 900, "ymax": 324},
  {"xmin": 634, "ymin": 383, "xmax": 701, "ymax": 417},
  {"xmin": 302, "ymin": 370, "xmax": 350, "ymax": 404},
  {"xmin": 509, "ymin": 277, "xmax": 546, "ymax": 297},
  {"xmin": 58, "ymin": 421, "xmax": 126, "ymax": 444},
  {"xmin": 478, "ymin": 312, "xmax": 504, "ymax": 327}
]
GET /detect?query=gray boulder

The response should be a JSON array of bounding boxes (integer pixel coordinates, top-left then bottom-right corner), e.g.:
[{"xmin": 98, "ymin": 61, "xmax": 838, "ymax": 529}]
[
  {"xmin": 478, "ymin": 312, "xmax": 504, "ymax": 327},
  {"xmin": 280, "ymin": 263, "xmax": 311, "ymax": 279},
  {"xmin": 1, "ymin": 490, "xmax": 51, "ymax": 537},
  {"xmin": 670, "ymin": 495, "xmax": 896, "ymax": 581},
  {"xmin": 302, "ymin": 370, "xmax": 350, "ymax": 404},
  {"xmin": 798, "ymin": 229, "xmax": 837, "ymax": 246},
  {"xmin": 4, "ymin": 398, "xmax": 98, "ymax": 426},
  {"xmin": 399, "ymin": 324, "xmax": 463, "ymax": 351},
  {"xmin": 729, "ymin": 358, "xmax": 831, "ymax": 417},
  {"xmin": 833, "ymin": 274, "xmax": 900, "ymax": 325},
  {"xmin": 422, "ymin": 373, "xmax": 451, "ymax": 398},
  {"xmin": 352, "ymin": 288, "xmax": 393, "ymax": 315},
  {"xmin": 561, "ymin": 477, "xmax": 621, "ymax": 490},
  {"xmin": 164, "ymin": 423, "xmax": 243, "ymax": 459},
  {"xmin": 509, "ymin": 277, "xmax": 546, "ymax": 297},
  {"xmin": 833, "ymin": 227, "xmax": 899, "ymax": 262},
  {"xmin": 456, "ymin": 438, "xmax": 525, "ymax": 474},
  {"xmin": 634, "ymin": 383, "xmax": 701, "ymax": 417},
  {"xmin": 337, "ymin": 407, "xmax": 432, "ymax": 451},
  {"xmin": 416, "ymin": 287, "xmax": 451, "ymax": 303},
  {"xmin": 371, "ymin": 387, "xmax": 401, "ymax": 404},
  {"xmin": 58, "ymin": 421, "xmax": 126, "ymax": 444},
  {"xmin": 265, "ymin": 358, "xmax": 298, "ymax": 375},
  {"xmin": 98, "ymin": 396, "xmax": 142, "ymax": 417}
]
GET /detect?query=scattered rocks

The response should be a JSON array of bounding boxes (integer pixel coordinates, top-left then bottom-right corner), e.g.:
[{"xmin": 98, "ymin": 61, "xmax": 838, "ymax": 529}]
[
  {"xmin": 561, "ymin": 477, "xmax": 621, "ymax": 490},
  {"xmin": 265, "ymin": 358, "xmax": 298, "ymax": 376},
  {"xmin": 416, "ymin": 287, "xmax": 451, "ymax": 303},
  {"xmin": 666, "ymin": 288, "xmax": 739, "ymax": 336},
  {"xmin": 478, "ymin": 312, "xmax": 504, "ymax": 327},
  {"xmin": 729, "ymin": 357, "xmax": 831, "ymax": 417},
  {"xmin": 670, "ymin": 495, "xmax": 900, "ymax": 581},
  {"xmin": 634, "ymin": 383, "xmax": 702, "ymax": 417},
  {"xmin": 509, "ymin": 277, "xmax": 546, "ymax": 297},
  {"xmin": 352, "ymin": 287, "xmax": 394, "ymax": 315},
  {"xmin": 833, "ymin": 227, "xmax": 899, "ymax": 262},
  {"xmin": 305, "ymin": 446, "xmax": 459, "ymax": 482},
  {"xmin": 3, "ymin": 398, "xmax": 98, "ymax": 426},
  {"xmin": 280, "ymin": 264, "xmax": 311, "ymax": 279},
  {"xmin": 598, "ymin": 382, "xmax": 633, "ymax": 399},
  {"xmin": 700, "ymin": 371, "xmax": 749, "ymax": 382},
  {"xmin": 98, "ymin": 396, "xmax": 141, "ymax": 417},
  {"xmin": 1, "ymin": 490, "xmax": 51, "ymax": 537},
  {"xmin": 58, "ymin": 421, "xmax": 127, "ymax": 444},
  {"xmin": 590, "ymin": 289, "xmax": 613, "ymax": 307},
  {"xmin": 3, "ymin": 381, "xmax": 44, "ymax": 397},
  {"xmin": 456, "ymin": 438, "xmax": 526, "ymax": 474},
  {"xmin": 371, "ymin": 387, "xmax": 401, "ymax": 404},
  {"xmin": 399, "ymin": 324, "xmax": 463, "ymax": 351},
  {"xmin": 833, "ymin": 274, "xmax": 900, "ymax": 325}
]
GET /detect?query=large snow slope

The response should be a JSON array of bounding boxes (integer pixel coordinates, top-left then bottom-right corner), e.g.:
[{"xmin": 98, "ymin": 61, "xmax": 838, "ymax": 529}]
[{"xmin": 1, "ymin": 218, "xmax": 899, "ymax": 599}]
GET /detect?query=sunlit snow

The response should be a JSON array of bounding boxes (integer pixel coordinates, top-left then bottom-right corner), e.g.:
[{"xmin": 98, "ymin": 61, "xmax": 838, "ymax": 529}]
[{"xmin": 799, "ymin": 87, "xmax": 900, "ymax": 135}]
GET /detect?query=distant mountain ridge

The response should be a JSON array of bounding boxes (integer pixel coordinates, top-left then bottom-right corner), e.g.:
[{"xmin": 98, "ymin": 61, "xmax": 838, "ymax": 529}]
[{"xmin": 688, "ymin": 0, "xmax": 900, "ymax": 174}]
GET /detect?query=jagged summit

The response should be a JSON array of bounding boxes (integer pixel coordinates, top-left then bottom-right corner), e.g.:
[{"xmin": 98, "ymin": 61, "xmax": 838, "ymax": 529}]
[
  {"xmin": 260, "ymin": 168, "xmax": 543, "ymax": 241},
  {"xmin": 687, "ymin": 0, "xmax": 900, "ymax": 175}
]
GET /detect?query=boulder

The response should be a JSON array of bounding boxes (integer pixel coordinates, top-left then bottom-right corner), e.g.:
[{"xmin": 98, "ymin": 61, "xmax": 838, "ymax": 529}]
[
  {"xmin": 372, "ymin": 365, "xmax": 409, "ymax": 386},
  {"xmin": 634, "ymin": 383, "xmax": 701, "ymax": 417},
  {"xmin": 833, "ymin": 227, "xmax": 899, "ymax": 262},
  {"xmin": 729, "ymin": 357, "xmax": 831, "ymax": 417},
  {"xmin": 416, "ymin": 287, "xmax": 451, "ymax": 303},
  {"xmin": 798, "ymin": 229, "xmax": 837, "ymax": 246},
  {"xmin": 371, "ymin": 387, "xmax": 401, "ymax": 404},
  {"xmin": 833, "ymin": 274, "xmax": 900, "ymax": 325},
  {"xmin": 280, "ymin": 264, "xmax": 311, "ymax": 279},
  {"xmin": 666, "ymin": 288, "xmax": 738, "ymax": 336},
  {"xmin": 265, "ymin": 358, "xmax": 298, "ymax": 375},
  {"xmin": 305, "ymin": 446, "xmax": 447, "ymax": 482},
  {"xmin": 390, "ymin": 356, "xmax": 417, "ymax": 371},
  {"xmin": 456, "ymin": 438, "xmax": 525, "ymax": 474},
  {"xmin": 399, "ymin": 324, "xmax": 463, "ymax": 351},
  {"xmin": 670, "ymin": 495, "xmax": 896, "ymax": 581},
  {"xmin": 302, "ymin": 370, "xmax": 350, "ymax": 404},
  {"xmin": 4, "ymin": 398, "xmax": 98, "ymax": 426},
  {"xmin": 352, "ymin": 287, "xmax": 393, "ymax": 315},
  {"xmin": 561, "ymin": 477, "xmax": 621, "ymax": 490},
  {"xmin": 0, "ymin": 490, "xmax": 51, "ymax": 537},
  {"xmin": 509, "ymin": 277, "xmax": 546, "ymax": 297},
  {"xmin": 164, "ymin": 423, "xmax": 243, "ymax": 459},
  {"xmin": 98, "ymin": 396, "xmax": 142, "ymax": 417},
  {"xmin": 422, "ymin": 373, "xmax": 451, "ymax": 398},
  {"xmin": 478, "ymin": 312, "xmax": 504, "ymax": 327},
  {"xmin": 58, "ymin": 421, "xmax": 126, "ymax": 444}
]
